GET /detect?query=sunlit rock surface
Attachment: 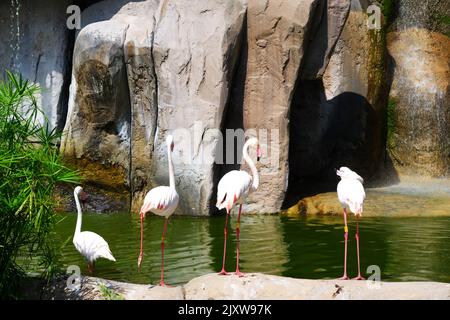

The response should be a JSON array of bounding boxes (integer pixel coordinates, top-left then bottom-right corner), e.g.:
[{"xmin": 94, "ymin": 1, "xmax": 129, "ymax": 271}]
[
  {"xmin": 387, "ymin": 29, "xmax": 450, "ymax": 177},
  {"xmin": 26, "ymin": 273, "xmax": 450, "ymax": 300},
  {"xmin": 287, "ymin": 178, "xmax": 450, "ymax": 217}
]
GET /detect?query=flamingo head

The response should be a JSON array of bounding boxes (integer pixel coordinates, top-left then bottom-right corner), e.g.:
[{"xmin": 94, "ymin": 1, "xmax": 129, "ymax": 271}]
[
  {"xmin": 336, "ymin": 167, "xmax": 364, "ymax": 183},
  {"xmin": 166, "ymin": 134, "xmax": 174, "ymax": 152},
  {"xmin": 256, "ymin": 144, "xmax": 262, "ymax": 162},
  {"xmin": 74, "ymin": 186, "xmax": 88, "ymax": 204},
  {"xmin": 246, "ymin": 137, "xmax": 261, "ymax": 161}
]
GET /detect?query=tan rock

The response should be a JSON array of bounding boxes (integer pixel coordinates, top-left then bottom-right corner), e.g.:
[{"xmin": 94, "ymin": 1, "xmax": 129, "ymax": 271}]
[
  {"xmin": 387, "ymin": 28, "xmax": 450, "ymax": 177},
  {"xmin": 152, "ymin": 0, "xmax": 247, "ymax": 215},
  {"xmin": 61, "ymin": 20, "xmax": 131, "ymax": 204},
  {"xmin": 242, "ymin": 0, "xmax": 320, "ymax": 213}
]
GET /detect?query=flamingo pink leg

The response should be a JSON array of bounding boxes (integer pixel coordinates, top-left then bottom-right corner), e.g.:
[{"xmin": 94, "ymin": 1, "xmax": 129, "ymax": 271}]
[
  {"xmin": 338, "ymin": 208, "xmax": 349, "ymax": 280},
  {"xmin": 160, "ymin": 218, "xmax": 169, "ymax": 286},
  {"xmin": 219, "ymin": 212, "xmax": 230, "ymax": 275},
  {"xmin": 235, "ymin": 204, "xmax": 244, "ymax": 277},
  {"xmin": 138, "ymin": 212, "xmax": 144, "ymax": 268},
  {"xmin": 353, "ymin": 215, "xmax": 365, "ymax": 280}
]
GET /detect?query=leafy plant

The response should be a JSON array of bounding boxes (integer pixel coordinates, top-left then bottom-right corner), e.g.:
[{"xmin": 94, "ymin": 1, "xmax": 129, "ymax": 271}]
[
  {"xmin": 0, "ymin": 71, "xmax": 80, "ymax": 298},
  {"xmin": 98, "ymin": 283, "xmax": 125, "ymax": 300}
]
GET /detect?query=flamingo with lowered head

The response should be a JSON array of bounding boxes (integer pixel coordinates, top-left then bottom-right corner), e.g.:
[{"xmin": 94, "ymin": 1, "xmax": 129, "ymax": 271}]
[
  {"xmin": 216, "ymin": 137, "xmax": 261, "ymax": 276},
  {"xmin": 336, "ymin": 166, "xmax": 366, "ymax": 280},
  {"xmin": 138, "ymin": 134, "xmax": 179, "ymax": 286},
  {"xmin": 73, "ymin": 186, "xmax": 116, "ymax": 274}
]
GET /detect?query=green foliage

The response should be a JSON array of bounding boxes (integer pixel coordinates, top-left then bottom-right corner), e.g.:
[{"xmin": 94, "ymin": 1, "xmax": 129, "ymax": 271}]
[
  {"xmin": 380, "ymin": 0, "xmax": 394, "ymax": 27},
  {"xmin": 98, "ymin": 283, "xmax": 125, "ymax": 300},
  {"xmin": 386, "ymin": 98, "xmax": 397, "ymax": 149},
  {"xmin": 0, "ymin": 71, "xmax": 80, "ymax": 298},
  {"xmin": 437, "ymin": 14, "xmax": 450, "ymax": 37}
]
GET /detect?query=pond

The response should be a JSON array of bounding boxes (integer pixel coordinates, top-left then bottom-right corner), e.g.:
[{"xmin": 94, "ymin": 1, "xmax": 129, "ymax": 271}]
[{"xmin": 52, "ymin": 210, "xmax": 450, "ymax": 285}]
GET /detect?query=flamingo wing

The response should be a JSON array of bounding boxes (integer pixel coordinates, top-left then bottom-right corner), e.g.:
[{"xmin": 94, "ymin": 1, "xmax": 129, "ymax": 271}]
[
  {"xmin": 141, "ymin": 186, "xmax": 179, "ymax": 217},
  {"xmin": 337, "ymin": 179, "xmax": 365, "ymax": 215},
  {"xmin": 216, "ymin": 170, "xmax": 252, "ymax": 211},
  {"xmin": 74, "ymin": 231, "xmax": 115, "ymax": 263}
]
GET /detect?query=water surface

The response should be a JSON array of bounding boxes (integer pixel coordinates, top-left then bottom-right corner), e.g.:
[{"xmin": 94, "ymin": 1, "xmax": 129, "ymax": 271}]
[{"xmin": 53, "ymin": 212, "xmax": 450, "ymax": 285}]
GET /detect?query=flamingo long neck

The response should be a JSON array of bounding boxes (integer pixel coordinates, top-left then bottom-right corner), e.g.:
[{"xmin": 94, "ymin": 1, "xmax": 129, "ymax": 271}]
[
  {"xmin": 74, "ymin": 191, "xmax": 82, "ymax": 237},
  {"xmin": 243, "ymin": 141, "xmax": 259, "ymax": 190},
  {"xmin": 168, "ymin": 144, "xmax": 175, "ymax": 190}
]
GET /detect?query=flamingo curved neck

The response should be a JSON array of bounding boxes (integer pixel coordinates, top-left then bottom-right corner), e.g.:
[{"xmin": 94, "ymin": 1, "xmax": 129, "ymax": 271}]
[
  {"xmin": 167, "ymin": 144, "xmax": 175, "ymax": 190},
  {"xmin": 242, "ymin": 141, "xmax": 259, "ymax": 190},
  {"xmin": 74, "ymin": 191, "xmax": 82, "ymax": 237}
]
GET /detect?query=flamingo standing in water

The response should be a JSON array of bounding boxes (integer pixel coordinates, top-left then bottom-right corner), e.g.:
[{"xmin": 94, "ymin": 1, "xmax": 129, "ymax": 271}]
[
  {"xmin": 336, "ymin": 167, "xmax": 366, "ymax": 280},
  {"xmin": 216, "ymin": 137, "xmax": 261, "ymax": 276},
  {"xmin": 73, "ymin": 186, "xmax": 116, "ymax": 274},
  {"xmin": 138, "ymin": 135, "xmax": 179, "ymax": 286}
]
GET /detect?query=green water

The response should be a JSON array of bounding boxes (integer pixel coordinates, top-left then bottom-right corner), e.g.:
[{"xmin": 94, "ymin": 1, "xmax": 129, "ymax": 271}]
[{"xmin": 53, "ymin": 212, "xmax": 450, "ymax": 285}]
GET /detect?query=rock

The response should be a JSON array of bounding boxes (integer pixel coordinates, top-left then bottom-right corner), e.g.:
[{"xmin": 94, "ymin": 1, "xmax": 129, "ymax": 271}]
[
  {"xmin": 286, "ymin": 0, "xmax": 388, "ymax": 205},
  {"xmin": 152, "ymin": 0, "xmax": 247, "ymax": 215},
  {"xmin": 123, "ymin": 2, "xmax": 160, "ymax": 212},
  {"xmin": 61, "ymin": 20, "xmax": 131, "ymax": 207},
  {"xmin": 241, "ymin": 0, "xmax": 321, "ymax": 213},
  {"xmin": 0, "ymin": 0, "xmax": 72, "ymax": 130},
  {"xmin": 24, "ymin": 273, "xmax": 450, "ymax": 300},
  {"xmin": 286, "ymin": 178, "xmax": 450, "ymax": 217},
  {"xmin": 387, "ymin": 28, "xmax": 450, "ymax": 177},
  {"xmin": 301, "ymin": 0, "xmax": 351, "ymax": 79},
  {"xmin": 184, "ymin": 273, "xmax": 450, "ymax": 300}
]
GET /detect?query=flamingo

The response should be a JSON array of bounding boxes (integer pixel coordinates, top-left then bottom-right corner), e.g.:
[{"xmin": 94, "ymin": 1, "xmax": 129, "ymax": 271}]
[
  {"xmin": 73, "ymin": 186, "xmax": 116, "ymax": 274},
  {"xmin": 216, "ymin": 137, "xmax": 261, "ymax": 276},
  {"xmin": 336, "ymin": 166, "xmax": 366, "ymax": 280},
  {"xmin": 137, "ymin": 134, "xmax": 179, "ymax": 286}
]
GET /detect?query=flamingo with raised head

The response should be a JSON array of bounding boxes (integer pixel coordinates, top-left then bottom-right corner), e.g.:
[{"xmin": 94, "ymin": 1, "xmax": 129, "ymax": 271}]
[
  {"xmin": 216, "ymin": 137, "xmax": 261, "ymax": 276},
  {"xmin": 73, "ymin": 186, "xmax": 116, "ymax": 274},
  {"xmin": 336, "ymin": 166, "xmax": 366, "ymax": 280},
  {"xmin": 137, "ymin": 134, "xmax": 179, "ymax": 286}
]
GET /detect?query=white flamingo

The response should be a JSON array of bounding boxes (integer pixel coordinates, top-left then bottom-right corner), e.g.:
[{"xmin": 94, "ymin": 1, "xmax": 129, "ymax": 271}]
[
  {"xmin": 336, "ymin": 166, "xmax": 366, "ymax": 280},
  {"xmin": 216, "ymin": 137, "xmax": 261, "ymax": 276},
  {"xmin": 137, "ymin": 135, "xmax": 179, "ymax": 286},
  {"xmin": 73, "ymin": 186, "xmax": 116, "ymax": 274}
]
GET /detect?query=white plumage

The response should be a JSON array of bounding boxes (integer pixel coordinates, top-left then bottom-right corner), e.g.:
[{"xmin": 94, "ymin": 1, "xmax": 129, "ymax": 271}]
[
  {"xmin": 336, "ymin": 166, "xmax": 366, "ymax": 280},
  {"xmin": 337, "ymin": 167, "xmax": 366, "ymax": 215},
  {"xmin": 216, "ymin": 137, "xmax": 261, "ymax": 276},
  {"xmin": 72, "ymin": 186, "xmax": 115, "ymax": 273},
  {"xmin": 138, "ymin": 135, "xmax": 179, "ymax": 286},
  {"xmin": 216, "ymin": 170, "xmax": 252, "ymax": 212}
]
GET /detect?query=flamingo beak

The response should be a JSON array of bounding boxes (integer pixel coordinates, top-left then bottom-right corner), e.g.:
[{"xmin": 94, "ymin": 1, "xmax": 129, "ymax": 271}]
[
  {"xmin": 170, "ymin": 142, "xmax": 174, "ymax": 152},
  {"xmin": 257, "ymin": 145, "xmax": 262, "ymax": 162}
]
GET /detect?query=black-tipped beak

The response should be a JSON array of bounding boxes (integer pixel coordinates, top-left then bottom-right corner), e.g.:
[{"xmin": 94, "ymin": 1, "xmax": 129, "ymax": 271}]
[{"xmin": 170, "ymin": 142, "xmax": 174, "ymax": 152}]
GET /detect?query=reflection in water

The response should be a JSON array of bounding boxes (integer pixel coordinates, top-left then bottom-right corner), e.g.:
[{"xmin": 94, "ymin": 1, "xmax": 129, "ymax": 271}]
[{"xmin": 51, "ymin": 212, "xmax": 450, "ymax": 285}]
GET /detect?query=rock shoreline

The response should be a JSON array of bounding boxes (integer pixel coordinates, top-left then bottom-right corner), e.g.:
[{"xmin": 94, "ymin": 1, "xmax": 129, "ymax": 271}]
[{"xmin": 23, "ymin": 273, "xmax": 450, "ymax": 300}]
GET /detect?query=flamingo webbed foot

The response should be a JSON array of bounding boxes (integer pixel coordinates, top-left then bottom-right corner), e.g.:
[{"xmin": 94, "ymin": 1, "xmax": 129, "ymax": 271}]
[{"xmin": 352, "ymin": 275, "xmax": 366, "ymax": 280}]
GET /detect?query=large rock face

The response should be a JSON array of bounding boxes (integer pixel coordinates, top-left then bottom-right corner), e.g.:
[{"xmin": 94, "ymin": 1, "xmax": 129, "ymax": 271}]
[
  {"xmin": 387, "ymin": 0, "xmax": 450, "ymax": 177},
  {"xmin": 286, "ymin": 0, "xmax": 388, "ymax": 205},
  {"xmin": 0, "ymin": 0, "xmax": 72, "ymax": 130},
  {"xmin": 152, "ymin": 0, "xmax": 247, "ymax": 215},
  {"xmin": 61, "ymin": 20, "xmax": 131, "ymax": 203},
  {"xmin": 241, "ymin": 0, "xmax": 320, "ymax": 213},
  {"xmin": 62, "ymin": 1, "xmax": 161, "ymax": 211}
]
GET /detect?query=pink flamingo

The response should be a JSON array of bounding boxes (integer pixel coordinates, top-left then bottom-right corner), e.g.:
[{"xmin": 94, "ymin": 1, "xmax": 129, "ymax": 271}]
[
  {"xmin": 336, "ymin": 166, "xmax": 366, "ymax": 280},
  {"xmin": 216, "ymin": 137, "xmax": 261, "ymax": 276},
  {"xmin": 137, "ymin": 135, "xmax": 179, "ymax": 286}
]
